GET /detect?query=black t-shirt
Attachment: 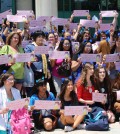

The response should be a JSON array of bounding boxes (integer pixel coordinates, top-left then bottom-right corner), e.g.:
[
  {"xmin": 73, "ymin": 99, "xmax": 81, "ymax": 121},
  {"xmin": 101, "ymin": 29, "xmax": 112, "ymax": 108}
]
[{"xmin": 61, "ymin": 100, "xmax": 79, "ymax": 109}]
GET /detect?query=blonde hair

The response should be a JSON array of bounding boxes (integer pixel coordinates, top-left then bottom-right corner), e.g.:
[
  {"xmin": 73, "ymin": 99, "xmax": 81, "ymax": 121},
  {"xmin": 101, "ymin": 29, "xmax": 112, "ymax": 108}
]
[{"xmin": 77, "ymin": 63, "xmax": 94, "ymax": 86}]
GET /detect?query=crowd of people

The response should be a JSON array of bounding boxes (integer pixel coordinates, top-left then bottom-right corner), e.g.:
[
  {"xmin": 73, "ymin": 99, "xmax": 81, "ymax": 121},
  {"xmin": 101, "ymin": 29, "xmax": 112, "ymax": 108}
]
[{"xmin": 0, "ymin": 10, "xmax": 120, "ymax": 133}]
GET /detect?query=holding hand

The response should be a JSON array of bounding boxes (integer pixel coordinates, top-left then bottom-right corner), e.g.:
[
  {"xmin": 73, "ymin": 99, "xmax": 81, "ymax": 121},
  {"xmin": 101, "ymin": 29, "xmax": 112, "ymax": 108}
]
[{"xmin": 0, "ymin": 107, "xmax": 9, "ymax": 114}]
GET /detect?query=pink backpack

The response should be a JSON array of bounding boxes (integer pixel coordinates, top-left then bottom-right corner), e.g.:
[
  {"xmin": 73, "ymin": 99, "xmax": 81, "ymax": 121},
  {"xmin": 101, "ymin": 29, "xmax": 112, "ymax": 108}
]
[{"xmin": 10, "ymin": 108, "xmax": 32, "ymax": 134}]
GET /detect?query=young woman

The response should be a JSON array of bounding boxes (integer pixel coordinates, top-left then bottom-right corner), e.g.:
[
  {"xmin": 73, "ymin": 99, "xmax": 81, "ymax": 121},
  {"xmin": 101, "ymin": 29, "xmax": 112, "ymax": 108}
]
[
  {"xmin": 111, "ymin": 71, "xmax": 120, "ymax": 121},
  {"xmin": 29, "ymin": 79, "xmax": 56, "ymax": 131},
  {"xmin": 51, "ymin": 38, "xmax": 72, "ymax": 95},
  {"xmin": 0, "ymin": 32, "xmax": 24, "ymax": 91},
  {"xmin": 71, "ymin": 41, "xmax": 93, "ymax": 83},
  {"xmin": 0, "ymin": 72, "xmax": 21, "ymax": 134},
  {"xmin": 47, "ymin": 32, "xmax": 57, "ymax": 49},
  {"xmin": 94, "ymin": 66, "xmax": 115, "ymax": 123},
  {"xmin": 58, "ymin": 77, "xmax": 85, "ymax": 132},
  {"xmin": 76, "ymin": 62, "xmax": 95, "ymax": 106}
]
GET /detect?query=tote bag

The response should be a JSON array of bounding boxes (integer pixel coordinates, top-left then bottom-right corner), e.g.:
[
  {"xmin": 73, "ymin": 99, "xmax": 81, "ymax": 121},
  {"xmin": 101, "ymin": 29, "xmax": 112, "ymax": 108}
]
[{"xmin": 23, "ymin": 64, "xmax": 34, "ymax": 87}]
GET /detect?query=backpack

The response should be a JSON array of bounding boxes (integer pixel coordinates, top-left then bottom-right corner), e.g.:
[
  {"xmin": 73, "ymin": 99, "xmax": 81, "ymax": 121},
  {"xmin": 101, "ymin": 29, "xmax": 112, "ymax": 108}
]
[
  {"xmin": 85, "ymin": 106, "xmax": 109, "ymax": 131},
  {"xmin": 10, "ymin": 108, "xmax": 32, "ymax": 134}
]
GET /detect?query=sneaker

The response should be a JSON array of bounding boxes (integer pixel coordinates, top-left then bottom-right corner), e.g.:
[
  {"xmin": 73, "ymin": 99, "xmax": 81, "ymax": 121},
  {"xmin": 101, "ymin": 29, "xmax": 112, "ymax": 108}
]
[
  {"xmin": 64, "ymin": 126, "xmax": 73, "ymax": 132},
  {"xmin": 77, "ymin": 124, "xmax": 86, "ymax": 130}
]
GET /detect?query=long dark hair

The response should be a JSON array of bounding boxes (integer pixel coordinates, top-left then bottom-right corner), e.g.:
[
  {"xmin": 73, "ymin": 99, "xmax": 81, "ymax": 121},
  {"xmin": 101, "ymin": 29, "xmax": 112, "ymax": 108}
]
[
  {"xmin": 0, "ymin": 73, "xmax": 14, "ymax": 87},
  {"xmin": 57, "ymin": 38, "xmax": 73, "ymax": 58},
  {"xmin": 31, "ymin": 79, "xmax": 49, "ymax": 97},
  {"xmin": 94, "ymin": 67, "xmax": 111, "ymax": 95},
  {"xmin": 110, "ymin": 35, "xmax": 120, "ymax": 54},
  {"xmin": 79, "ymin": 41, "xmax": 93, "ymax": 54},
  {"xmin": 59, "ymin": 78, "xmax": 78, "ymax": 105}
]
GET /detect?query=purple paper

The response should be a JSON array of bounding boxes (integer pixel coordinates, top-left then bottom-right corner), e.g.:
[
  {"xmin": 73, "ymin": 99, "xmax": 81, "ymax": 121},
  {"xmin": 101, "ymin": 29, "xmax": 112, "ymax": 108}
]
[
  {"xmin": 69, "ymin": 23, "xmax": 78, "ymax": 31},
  {"xmin": 37, "ymin": 16, "xmax": 52, "ymax": 22},
  {"xmin": 73, "ymin": 10, "xmax": 89, "ymax": 17},
  {"xmin": 48, "ymin": 51, "xmax": 70, "ymax": 59},
  {"xmin": 105, "ymin": 54, "xmax": 119, "ymax": 63},
  {"xmin": 65, "ymin": 106, "xmax": 89, "ymax": 116},
  {"xmin": 101, "ymin": 10, "xmax": 116, "ymax": 17},
  {"xmin": 100, "ymin": 24, "xmax": 111, "ymax": 31},
  {"xmin": 81, "ymin": 54, "xmax": 102, "ymax": 62},
  {"xmin": 52, "ymin": 18, "xmax": 68, "ymax": 26},
  {"xmin": 115, "ymin": 62, "xmax": 120, "ymax": 70},
  {"xmin": 7, "ymin": 15, "xmax": 27, "ymax": 22},
  {"xmin": 0, "ymin": 9, "xmax": 12, "ymax": 19},
  {"xmin": 80, "ymin": 19, "xmax": 96, "ymax": 28}
]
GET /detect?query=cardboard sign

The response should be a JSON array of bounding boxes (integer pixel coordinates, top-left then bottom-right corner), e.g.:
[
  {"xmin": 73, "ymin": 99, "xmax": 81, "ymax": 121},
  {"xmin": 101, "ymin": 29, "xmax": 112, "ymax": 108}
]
[
  {"xmin": 30, "ymin": 20, "xmax": 40, "ymax": 27},
  {"xmin": 7, "ymin": 54, "xmax": 14, "ymax": 64},
  {"xmin": 52, "ymin": 18, "xmax": 68, "ymax": 26},
  {"xmin": 80, "ymin": 54, "xmax": 102, "ymax": 62},
  {"xmin": 0, "ymin": 18, "xmax": 3, "ymax": 24},
  {"xmin": 92, "ymin": 92, "xmax": 107, "ymax": 103},
  {"xmin": 29, "ymin": 26, "xmax": 46, "ymax": 33},
  {"xmin": 69, "ymin": 23, "xmax": 78, "ymax": 31},
  {"xmin": 64, "ymin": 106, "xmax": 89, "ymax": 116},
  {"xmin": 80, "ymin": 19, "xmax": 96, "ymax": 28},
  {"xmin": 0, "ymin": 55, "xmax": 9, "ymax": 65},
  {"xmin": 7, "ymin": 15, "xmax": 27, "ymax": 22},
  {"xmin": 16, "ymin": 10, "xmax": 34, "ymax": 21},
  {"xmin": 116, "ymin": 91, "xmax": 120, "ymax": 101},
  {"xmin": 100, "ymin": 24, "xmax": 111, "ymax": 31},
  {"xmin": 34, "ymin": 100, "xmax": 61, "ymax": 110},
  {"xmin": 34, "ymin": 46, "xmax": 54, "ymax": 54},
  {"xmin": 30, "ymin": 20, "xmax": 48, "ymax": 27},
  {"xmin": 17, "ymin": 10, "xmax": 34, "ymax": 15},
  {"xmin": 22, "ymin": 40, "xmax": 32, "ymax": 48},
  {"xmin": 101, "ymin": 10, "xmax": 116, "ymax": 17},
  {"xmin": 6, "ymin": 98, "xmax": 30, "ymax": 110},
  {"xmin": 73, "ymin": 10, "xmax": 89, "ymax": 17},
  {"xmin": 27, "ymin": 15, "xmax": 35, "ymax": 21},
  {"xmin": 14, "ymin": 53, "xmax": 35, "ymax": 62},
  {"xmin": 105, "ymin": 54, "xmax": 119, "ymax": 62},
  {"xmin": 115, "ymin": 62, "xmax": 120, "ymax": 70},
  {"xmin": 48, "ymin": 51, "xmax": 70, "ymax": 59},
  {"xmin": 0, "ymin": 9, "xmax": 12, "ymax": 19},
  {"xmin": 37, "ymin": 16, "xmax": 52, "ymax": 22}
]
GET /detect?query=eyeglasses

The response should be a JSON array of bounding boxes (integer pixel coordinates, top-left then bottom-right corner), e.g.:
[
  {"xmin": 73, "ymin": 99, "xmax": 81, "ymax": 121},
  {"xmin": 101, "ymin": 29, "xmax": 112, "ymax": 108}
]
[
  {"xmin": 63, "ymin": 43, "xmax": 70, "ymax": 46},
  {"xmin": 13, "ymin": 37, "xmax": 19, "ymax": 40},
  {"xmin": 7, "ymin": 78, "xmax": 15, "ymax": 82}
]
